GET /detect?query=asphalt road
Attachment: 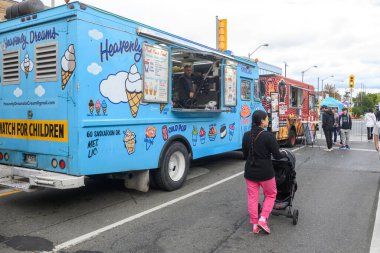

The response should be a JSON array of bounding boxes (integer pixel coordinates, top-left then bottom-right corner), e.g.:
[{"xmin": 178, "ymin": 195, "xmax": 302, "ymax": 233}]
[{"xmin": 0, "ymin": 142, "xmax": 379, "ymax": 253}]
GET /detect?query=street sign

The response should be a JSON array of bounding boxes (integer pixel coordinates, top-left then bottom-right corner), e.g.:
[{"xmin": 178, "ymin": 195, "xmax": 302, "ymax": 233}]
[
  {"xmin": 217, "ymin": 19, "xmax": 227, "ymax": 51},
  {"xmin": 348, "ymin": 74, "xmax": 355, "ymax": 89}
]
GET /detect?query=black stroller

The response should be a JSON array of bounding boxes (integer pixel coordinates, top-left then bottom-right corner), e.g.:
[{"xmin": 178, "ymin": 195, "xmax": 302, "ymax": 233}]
[
  {"xmin": 257, "ymin": 149, "xmax": 298, "ymax": 225},
  {"xmin": 271, "ymin": 149, "xmax": 298, "ymax": 225}
]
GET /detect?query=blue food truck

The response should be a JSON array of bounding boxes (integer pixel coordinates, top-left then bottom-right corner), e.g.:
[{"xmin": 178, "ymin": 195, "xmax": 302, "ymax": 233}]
[{"xmin": 0, "ymin": 1, "xmax": 264, "ymax": 192}]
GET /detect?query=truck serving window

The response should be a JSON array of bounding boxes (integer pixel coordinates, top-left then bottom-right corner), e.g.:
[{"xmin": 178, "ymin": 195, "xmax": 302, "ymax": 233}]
[
  {"xmin": 309, "ymin": 95, "xmax": 316, "ymax": 111},
  {"xmin": 241, "ymin": 80, "xmax": 251, "ymax": 101},
  {"xmin": 255, "ymin": 79, "xmax": 264, "ymax": 101},
  {"xmin": 172, "ymin": 50, "xmax": 221, "ymax": 110},
  {"xmin": 2, "ymin": 49, "xmax": 20, "ymax": 85},
  {"xmin": 290, "ymin": 86, "xmax": 303, "ymax": 108},
  {"xmin": 34, "ymin": 42, "xmax": 58, "ymax": 82}
]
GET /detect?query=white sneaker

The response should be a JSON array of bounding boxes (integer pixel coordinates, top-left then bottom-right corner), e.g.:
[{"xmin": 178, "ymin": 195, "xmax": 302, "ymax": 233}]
[
  {"xmin": 324, "ymin": 148, "xmax": 331, "ymax": 152},
  {"xmin": 329, "ymin": 148, "xmax": 334, "ymax": 151}
]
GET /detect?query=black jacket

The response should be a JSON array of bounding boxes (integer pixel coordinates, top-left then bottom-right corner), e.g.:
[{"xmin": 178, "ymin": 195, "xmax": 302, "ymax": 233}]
[
  {"xmin": 322, "ymin": 109, "xmax": 335, "ymax": 129},
  {"xmin": 339, "ymin": 114, "xmax": 352, "ymax": 130},
  {"xmin": 244, "ymin": 126, "xmax": 285, "ymax": 182}
]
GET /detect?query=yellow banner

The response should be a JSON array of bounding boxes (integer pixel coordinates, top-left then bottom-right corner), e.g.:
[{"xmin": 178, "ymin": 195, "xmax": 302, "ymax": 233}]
[{"xmin": 0, "ymin": 120, "xmax": 68, "ymax": 142}]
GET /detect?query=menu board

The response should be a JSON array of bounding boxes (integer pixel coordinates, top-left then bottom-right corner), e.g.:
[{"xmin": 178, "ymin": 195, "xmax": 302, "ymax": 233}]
[
  {"xmin": 224, "ymin": 65, "xmax": 237, "ymax": 106},
  {"xmin": 271, "ymin": 112, "xmax": 279, "ymax": 132},
  {"xmin": 303, "ymin": 122, "xmax": 314, "ymax": 145},
  {"xmin": 271, "ymin": 93, "xmax": 279, "ymax": 112},
  {"xmin": 142, "ymin": 44, "xmax": 169, "ymax": 103}
]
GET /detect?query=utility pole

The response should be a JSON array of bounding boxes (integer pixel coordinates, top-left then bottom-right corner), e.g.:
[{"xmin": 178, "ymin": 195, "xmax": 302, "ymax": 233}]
[
  {"xmin": 284, "ymin": 62, "xmax": 288, "ymax": 77},
  {"xmin": 215, "ymin": 16, "xmax": 218, "ymax": 50}
]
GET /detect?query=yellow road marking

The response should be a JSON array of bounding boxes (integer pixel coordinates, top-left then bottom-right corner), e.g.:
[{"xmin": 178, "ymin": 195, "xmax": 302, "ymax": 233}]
[{"xmin": 0, "ymin": 190, "xmax": 21, "ymax": 197}]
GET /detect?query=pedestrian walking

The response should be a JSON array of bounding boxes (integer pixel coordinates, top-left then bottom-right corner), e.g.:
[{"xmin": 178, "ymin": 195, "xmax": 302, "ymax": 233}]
[
  {"xmin": 244, "ymin": 110, "xmax": 285, "ymax": 234},
  {"xmin": 364, "ymin": 108, "xmax": 376, "ymax": 142},
  {"xmin": 333, "ymin": 108, "xmax": 340, "ymax": 144},
  {"xmin": 373, "ymin": 111, "xmax": 380, "ymax": 152},
  {"xmin": 321, "ymin": 105, "xmax": 335, "ymax": 151},
  {"xmin": 339, "ymin": 108, "xmax": 352, "ymax": 150}
]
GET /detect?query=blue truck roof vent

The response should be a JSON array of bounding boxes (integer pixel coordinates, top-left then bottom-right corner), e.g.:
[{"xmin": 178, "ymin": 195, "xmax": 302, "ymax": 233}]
[{"xmin": 5, "ymin": 0, "xmax": 46, "ymax": 20}]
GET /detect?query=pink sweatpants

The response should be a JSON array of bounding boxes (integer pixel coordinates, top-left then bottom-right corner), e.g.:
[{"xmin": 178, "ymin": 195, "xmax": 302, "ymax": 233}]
[{"xmin": 246, "ymin": 177, "xmax": 277, "ymax": 224}]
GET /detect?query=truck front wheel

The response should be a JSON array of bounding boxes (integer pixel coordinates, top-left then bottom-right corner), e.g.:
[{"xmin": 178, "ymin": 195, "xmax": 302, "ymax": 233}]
[{"xmin": 153, "ymin": 142, "xmax": 190, "ymax": 191}]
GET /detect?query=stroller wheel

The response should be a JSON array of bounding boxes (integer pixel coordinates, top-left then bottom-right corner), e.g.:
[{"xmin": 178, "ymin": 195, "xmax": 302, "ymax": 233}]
[{"xmin": 292, "ymin": 209, "xmax": 299, "ymax": 225}]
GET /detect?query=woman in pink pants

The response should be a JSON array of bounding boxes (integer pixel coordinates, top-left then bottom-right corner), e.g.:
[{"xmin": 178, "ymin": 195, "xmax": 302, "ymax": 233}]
[{"xmin": 244, "ymin": 110, "xmax": 285, "ymax": 234}]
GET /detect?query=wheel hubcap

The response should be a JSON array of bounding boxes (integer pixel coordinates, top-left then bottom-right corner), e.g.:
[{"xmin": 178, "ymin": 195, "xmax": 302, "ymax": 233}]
[{"xmin": 168, "ymin": 151, "xmax": 186, "ymax": 181}]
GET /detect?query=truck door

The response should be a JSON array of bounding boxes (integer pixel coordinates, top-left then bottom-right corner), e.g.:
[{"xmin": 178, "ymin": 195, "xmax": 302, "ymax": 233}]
[{"xmin": 0, "ymin": 22, "xmax": 69, "ymax": 159}]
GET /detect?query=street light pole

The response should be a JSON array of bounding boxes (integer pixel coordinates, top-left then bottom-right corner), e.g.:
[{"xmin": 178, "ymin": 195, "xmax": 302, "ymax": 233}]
[
  {"xmin": 284, "ymin": 62, "xmax": 288, "ymax": 77},
  {"xmin": 321, "ymin": 75, "xmax": 334, "ymax": 98},
  {"xmin": 248, "ymin": 44, "xmax": 269, "ymax": 59},
  {"xmin": 301, "ymin": 65, "xmax": 318, "ymax": 83}
]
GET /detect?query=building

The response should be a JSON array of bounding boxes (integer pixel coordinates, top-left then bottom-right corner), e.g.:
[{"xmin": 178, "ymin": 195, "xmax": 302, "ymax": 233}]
[
  {"xmin": 257, "ymin": 61, "xmax": 282, "ymax": 76},
  {"xmin": 0, "ymin": 0, "xmax": 17, "ymax": 22}
]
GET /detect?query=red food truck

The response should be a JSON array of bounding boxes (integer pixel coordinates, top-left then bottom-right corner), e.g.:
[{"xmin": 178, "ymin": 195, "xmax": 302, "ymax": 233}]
[{"xmin": 259, "ymin": 75, "xmax": 319, "ymax": 147}]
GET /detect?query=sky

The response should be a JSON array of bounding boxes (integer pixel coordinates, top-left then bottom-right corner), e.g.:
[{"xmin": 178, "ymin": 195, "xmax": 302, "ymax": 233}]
[{"xmin": 35, "ymin": 0, "xmax": 380, "ymax": 95}]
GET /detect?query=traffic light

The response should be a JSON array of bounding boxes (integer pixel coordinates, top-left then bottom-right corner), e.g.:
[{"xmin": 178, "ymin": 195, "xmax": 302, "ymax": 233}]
[
  {"xmin": 218, "ymin": 19, "xmax": 227, "ymax": 51},
  {"xmin": 348, "ymin": 74, "xmax": 355, "ymax": 89}
]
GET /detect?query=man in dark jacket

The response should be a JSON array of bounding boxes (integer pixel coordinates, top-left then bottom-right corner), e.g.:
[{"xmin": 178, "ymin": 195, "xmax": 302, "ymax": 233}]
[
  {"xmin": 321, "ymin": 105, "xmax": 335, "ymax": 151},
  {"xmin": 339, "ymin": 108, "xmax": 352, "ymax": 149}
]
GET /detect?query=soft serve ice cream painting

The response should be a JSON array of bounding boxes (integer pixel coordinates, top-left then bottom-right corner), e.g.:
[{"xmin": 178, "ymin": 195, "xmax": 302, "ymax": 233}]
[
  {"xmin": 20, "ymin": 52, "xmax": 33, "ymax": 78},
  {"xmin": 100, "ymin": 63, "xmax": 144, "ymax": 118},
  {"xmin": 125, "ymin": 64, "xmax": 143, "ymax": 118},
  {"xmin": 61, "ymin": 44, "xmax": 76, "ymax": 90}
]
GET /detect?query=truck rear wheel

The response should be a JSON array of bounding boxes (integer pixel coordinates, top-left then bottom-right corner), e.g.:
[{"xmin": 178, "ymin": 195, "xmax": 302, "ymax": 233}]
[
  {"xmin": 153, "ymin": 142, "xmax": 189, "ymax": 191},
  {"xmin": 286, "ymin": 130, "xmax": 296, "ymax": 147}
]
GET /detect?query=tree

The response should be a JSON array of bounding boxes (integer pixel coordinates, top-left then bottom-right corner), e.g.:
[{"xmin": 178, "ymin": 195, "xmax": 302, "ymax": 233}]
[
  {"xmin": 352, "ymin": 92, "xmax": 380, "ymax": 116},
  {"xmin": 323, "ymin": 84, "xmax": 341, "ymax": 101}
]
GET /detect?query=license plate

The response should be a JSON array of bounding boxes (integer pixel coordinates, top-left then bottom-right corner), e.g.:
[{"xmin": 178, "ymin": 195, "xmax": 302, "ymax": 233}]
[{"xmin": 24, "ymin": 154, "xmax": 36, "ymax": 164}]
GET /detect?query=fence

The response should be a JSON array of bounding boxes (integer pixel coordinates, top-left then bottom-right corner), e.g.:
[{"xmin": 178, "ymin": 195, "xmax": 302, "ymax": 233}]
[{"xmin": 318, "ymin": 119, "xmax": 368, "ymax": 142}]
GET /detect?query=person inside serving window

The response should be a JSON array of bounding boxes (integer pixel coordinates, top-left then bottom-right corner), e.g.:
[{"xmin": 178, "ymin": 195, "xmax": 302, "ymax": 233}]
[{"xmin": 176, "ymin": 65, "xmax": 197, "ymax": 107}]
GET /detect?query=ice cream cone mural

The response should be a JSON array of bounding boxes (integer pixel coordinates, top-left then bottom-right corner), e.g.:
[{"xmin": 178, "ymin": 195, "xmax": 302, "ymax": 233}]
[
  {"xmin": 123, "ymin": 130, "xmax": 136, "ymax": 155},
  {"xmin": 160, "ymin": 103, "xmax": 166, "ymax": 113},
  {"xmin": 101, "ymin": 100, "xmax": 107, "ymax": 115},
  {"xmin": 61, "ymin": 44, "xmax": 76, "ymax": 90},
  {"xmin": 95, "ymin": 100, "xmax": 101, "ymax": 115},
  {"xmin": 162, "ymin": 125, "xmax": 168, "ymax": 141},
  {"xmin": 220, "ymin": 124, "xmax": 227, "ymax": 139},
  {"xmin": 192, "ymin": 126, "xmax": 198, "ymax": 146},
  {"xmin": 20, "ymin": 52, "xmax": 33, "ymax": 78},
  {"xmin": 208, "ymin": 124, "xmax": 217, "ymax": 141},
  {"xmin": 240, "ymin": 104, "xmax": 251, "ymax": 133},
  {"xmin": 240, "ymin": 104, "xmax": 251, "ymax": 119},
  {"xmin": 144, "ymin": 126, "xmax": 156, "ymax": 150},
  {"xmin": 200, "ymin": 127, "xmax": 206, "ymax": 144},
  {"xmin": 88, "ymin": 99, "xmax": 94, "ymax": 114},
  {"xmin": 229, "ymin": 123, "xmax": 235, "ymax": 141},
  {"xmin": 125, "ymin": 64, "xmax": 143, "ymax": 118}
]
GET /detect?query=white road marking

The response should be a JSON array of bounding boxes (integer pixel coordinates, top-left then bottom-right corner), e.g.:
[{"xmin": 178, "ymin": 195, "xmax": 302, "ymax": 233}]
[
  {"xmin": 311, "ymin": 146, "xmax": 377, "ymax": 152},
  {"xmin": 290, "ymin": 146, "xmax": 306, "ymax": 152},
  {"xmin": 48, "ymin": 147, "xmax": 306, "ymax": 253},
  {"xmin": 370, "ymin": 190, "xmax": 380, "ymax": 253},
  {"xmin": 49, "ymin": 171, "xmax": 244, "ymax": 252}
]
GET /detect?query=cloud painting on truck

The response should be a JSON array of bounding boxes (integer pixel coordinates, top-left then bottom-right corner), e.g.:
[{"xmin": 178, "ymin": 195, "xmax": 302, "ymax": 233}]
[{"xmin": 99, "ymin": 64, "xmax": 143, "ymax": 118}]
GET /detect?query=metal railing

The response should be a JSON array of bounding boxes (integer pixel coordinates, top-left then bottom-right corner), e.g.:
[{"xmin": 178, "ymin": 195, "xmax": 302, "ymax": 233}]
[{"xmin": 318, "ymin": 119, "xmax": 367, "ymax": 142}]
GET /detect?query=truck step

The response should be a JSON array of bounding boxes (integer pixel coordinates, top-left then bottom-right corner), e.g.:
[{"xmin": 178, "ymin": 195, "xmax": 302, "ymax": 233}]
[{"xmin": 0, "ymin": 178, "xmax": 38, "ymax": 192}]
